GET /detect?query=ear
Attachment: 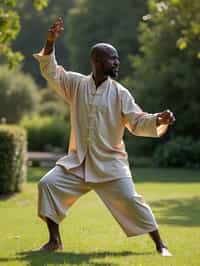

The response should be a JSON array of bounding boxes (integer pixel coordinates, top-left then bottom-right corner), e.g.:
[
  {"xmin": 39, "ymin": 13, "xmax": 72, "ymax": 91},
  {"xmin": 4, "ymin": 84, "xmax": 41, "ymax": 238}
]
[
  {"xmin": 94, "ymin": 53, "xmax": 103, "ymax": 63},
  {"xmin": 92, "ymin": 57, "xmax": 102, "ymax": 67}
]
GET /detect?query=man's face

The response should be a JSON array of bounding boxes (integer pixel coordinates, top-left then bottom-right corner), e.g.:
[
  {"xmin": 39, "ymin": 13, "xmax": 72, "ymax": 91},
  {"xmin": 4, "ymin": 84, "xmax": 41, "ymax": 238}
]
[{"xmin": 101, "ymin": 49, "xmax": 120, "ymax": 78}]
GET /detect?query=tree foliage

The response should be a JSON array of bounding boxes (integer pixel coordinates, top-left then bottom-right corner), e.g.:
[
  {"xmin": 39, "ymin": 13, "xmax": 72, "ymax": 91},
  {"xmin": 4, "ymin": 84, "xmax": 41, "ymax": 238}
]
[
  {"xmin": 66, "ymin": 0, "xmax": 147, "ymax": 77},
  {"xmin": 0, "ymin": 0, "xmax": 49, "ymax": 67},
  {"xmin": 126, "ymin": 0, "xmax": 200, "ymax": 140}
]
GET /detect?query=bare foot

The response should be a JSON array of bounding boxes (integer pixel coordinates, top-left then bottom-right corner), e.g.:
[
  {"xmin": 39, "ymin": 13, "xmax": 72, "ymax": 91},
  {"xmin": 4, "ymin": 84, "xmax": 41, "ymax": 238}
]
[
  {"xmin": 157, "ymin": 246, "xmax": 172, "ymax": 256},
  {"xmin": 39, "ymin": 240, "xmax": 63, "ymax": 251}
]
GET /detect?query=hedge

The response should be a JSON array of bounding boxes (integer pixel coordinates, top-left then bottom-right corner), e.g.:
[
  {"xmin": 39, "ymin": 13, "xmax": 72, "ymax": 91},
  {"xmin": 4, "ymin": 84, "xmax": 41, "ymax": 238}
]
[
  {"xmin": 0, "ymin": 125, "xmax": 27, "ymax": 194},
  {"xmin": 20, "ymin": 115, "xmax": 69, "ymax": 152},
  {"xmin": 153, "ymin": 137, "xmax": 200, "ymax": 168}
]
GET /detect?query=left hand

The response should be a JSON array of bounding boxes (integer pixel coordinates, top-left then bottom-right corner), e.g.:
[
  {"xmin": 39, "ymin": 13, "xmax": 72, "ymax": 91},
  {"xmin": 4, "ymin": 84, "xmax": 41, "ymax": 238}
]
[
  {"xmin": 47, "ymin": 17, "xmax": 64, "ymax": 42},
  {"xmin": 156, "ymin": 110, "xmax": 175, "ymax": 126}
]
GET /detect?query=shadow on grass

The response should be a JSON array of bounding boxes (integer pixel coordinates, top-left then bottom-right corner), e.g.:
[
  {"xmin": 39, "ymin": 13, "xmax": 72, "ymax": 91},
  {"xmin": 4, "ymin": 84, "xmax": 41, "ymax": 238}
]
[
  {"xmin": 0, "ymin": 192, "xmax": 18, "ymax": 201},
  {"xmin": 151, "ymin": 197, "xmax": 200, "ymax": 226},
  {"xmin": 0, "ymin": 250, "xmax": 153, "ymax": 266}
]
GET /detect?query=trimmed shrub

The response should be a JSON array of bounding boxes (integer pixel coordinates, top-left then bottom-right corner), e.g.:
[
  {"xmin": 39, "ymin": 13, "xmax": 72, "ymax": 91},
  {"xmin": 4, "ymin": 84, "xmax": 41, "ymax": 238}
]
[
  {"xmin": 0, "ymin": 125, "xmax": 27, "ymax": 194},
  {"xmin": 153, "ymin": 137, "xmax": 200, "ymax": 168},
  {"xmin": 20, "ymin": 115, "xmax": 70, "ymax": 152},
  {"xmin": 0, "ymin": 66, "xmax": 39, "ymax": 123}
]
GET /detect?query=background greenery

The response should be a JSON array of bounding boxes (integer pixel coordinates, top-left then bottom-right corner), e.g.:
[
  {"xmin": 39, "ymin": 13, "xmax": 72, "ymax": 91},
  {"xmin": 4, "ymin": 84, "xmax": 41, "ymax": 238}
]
[
  {"xmin": 0, "ymin": 0, "xmax": 200, "ymax": 167},
  {"xmin": 124, "ymin": 0, "xmax": 200, "ymax": 155},
  {"xmin": 0, "ymin": 2, "xmax": 200, "ymax": 263}
]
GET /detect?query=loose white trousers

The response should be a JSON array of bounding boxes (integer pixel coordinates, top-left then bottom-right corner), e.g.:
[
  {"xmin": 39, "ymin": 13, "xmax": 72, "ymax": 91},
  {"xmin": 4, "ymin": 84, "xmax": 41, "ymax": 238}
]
[{"xmin": 38, "ymin": 166, "xmax": 158, "ymax": 237}]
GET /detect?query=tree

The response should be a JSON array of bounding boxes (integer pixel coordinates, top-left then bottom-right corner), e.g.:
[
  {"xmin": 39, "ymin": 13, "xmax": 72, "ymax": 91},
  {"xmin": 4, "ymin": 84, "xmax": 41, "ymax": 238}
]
[
  {"xmin": 66, "ymin": 0, "xmax": 147, "ymax": 77},
  {"xmin": 126, "ymin": 0, "xmax": 200, "ymax": 140},
  {"xmin": 0, "ymin": 0, "xmax": 49, "ymax": 67}
]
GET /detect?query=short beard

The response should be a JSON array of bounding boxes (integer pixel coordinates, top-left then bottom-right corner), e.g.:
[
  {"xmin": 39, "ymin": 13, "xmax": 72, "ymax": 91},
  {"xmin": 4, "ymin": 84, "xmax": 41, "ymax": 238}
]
[{"xmin": 104, "ymin": 69, "xmax": 118, "ymax": 79}]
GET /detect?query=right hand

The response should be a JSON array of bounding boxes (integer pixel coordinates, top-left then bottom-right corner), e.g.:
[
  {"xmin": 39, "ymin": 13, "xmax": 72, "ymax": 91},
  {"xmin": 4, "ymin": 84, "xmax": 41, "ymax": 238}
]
[
  {"xmin": 47, "ymin": 17, "xmax": 64, "ymax": 42},
  {"xmin": 156, "ymin": 110, "xmax": 176, "ymax": 126}
]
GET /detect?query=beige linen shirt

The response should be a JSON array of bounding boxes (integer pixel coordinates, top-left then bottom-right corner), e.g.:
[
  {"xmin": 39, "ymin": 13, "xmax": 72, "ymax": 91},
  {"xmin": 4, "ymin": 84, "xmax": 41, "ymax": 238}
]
[{"xmin": 34, "ymin": 50, "xmax": 168, "ymax": 182}]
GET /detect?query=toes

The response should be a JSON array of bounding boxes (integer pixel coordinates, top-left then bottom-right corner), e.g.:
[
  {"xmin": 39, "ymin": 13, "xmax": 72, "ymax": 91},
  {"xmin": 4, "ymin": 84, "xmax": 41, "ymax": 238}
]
[{"xmin": 159, "ymin": 247, "xmax": 172, "ymax": 256}]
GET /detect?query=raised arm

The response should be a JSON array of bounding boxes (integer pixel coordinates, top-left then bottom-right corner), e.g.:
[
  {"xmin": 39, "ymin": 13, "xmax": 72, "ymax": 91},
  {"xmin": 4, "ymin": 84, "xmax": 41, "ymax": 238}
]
[
  {"xmin": 33, "ymin": 18, "xmax": 82, "ymax": 104},
  {"xmin": 43, "ymin": 17, "xmax": 64, "ymax": 55}
]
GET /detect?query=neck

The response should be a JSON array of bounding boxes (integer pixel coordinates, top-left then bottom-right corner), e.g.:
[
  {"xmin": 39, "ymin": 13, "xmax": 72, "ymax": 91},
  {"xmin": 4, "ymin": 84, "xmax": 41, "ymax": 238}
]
[{"xmin": 92, "ymin": 73, "xmax": 108, "ymax": 88}]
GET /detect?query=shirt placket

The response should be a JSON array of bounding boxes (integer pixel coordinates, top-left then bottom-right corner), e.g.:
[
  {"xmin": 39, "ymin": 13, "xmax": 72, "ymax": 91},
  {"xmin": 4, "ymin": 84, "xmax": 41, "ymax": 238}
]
[
  {"xmin": 84, "ymin": 88, "xmax": 97, "ymax": 181},
  {"xmin": 85, "ymin": 79, "xmax": 105, "ymax": 181},
  {"xmin": 87, "ymin": 89, "xmax": 98, "ymax": 146}
]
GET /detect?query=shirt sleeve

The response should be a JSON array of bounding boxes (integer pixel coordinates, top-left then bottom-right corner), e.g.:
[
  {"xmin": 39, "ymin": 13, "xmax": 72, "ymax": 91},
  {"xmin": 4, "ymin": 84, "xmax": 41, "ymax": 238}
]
[
  {"xmin": 33, "ymin": 49, "xmax": 82, "ymax": 104},
  {"xmin": 121, "ymin": 89, "xmax": 168, "ymax": 137}
]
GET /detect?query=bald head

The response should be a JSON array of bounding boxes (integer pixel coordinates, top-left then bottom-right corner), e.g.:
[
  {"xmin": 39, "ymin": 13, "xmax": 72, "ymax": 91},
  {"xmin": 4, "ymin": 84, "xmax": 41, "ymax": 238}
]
[
  {"xmin": 90, "ymin": 43, "xmax": 120, "ymax": 79},
  {"xmin": 90, "ymin": 43, "xmax": 118, "ymax": 60}
]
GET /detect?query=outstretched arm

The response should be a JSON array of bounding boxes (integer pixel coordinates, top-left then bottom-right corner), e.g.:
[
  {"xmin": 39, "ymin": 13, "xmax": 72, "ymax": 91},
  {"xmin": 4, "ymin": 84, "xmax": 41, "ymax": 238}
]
[{"xmin": 121, "ymin": 90, "xmax": 175, "ymax": 137}]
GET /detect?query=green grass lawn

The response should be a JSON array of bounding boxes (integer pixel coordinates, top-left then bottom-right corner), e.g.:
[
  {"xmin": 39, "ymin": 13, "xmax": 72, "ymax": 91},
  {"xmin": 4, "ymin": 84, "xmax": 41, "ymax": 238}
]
[{"xmin": 0, "ymin": 167, "xmax": 200, "ymax": 266}]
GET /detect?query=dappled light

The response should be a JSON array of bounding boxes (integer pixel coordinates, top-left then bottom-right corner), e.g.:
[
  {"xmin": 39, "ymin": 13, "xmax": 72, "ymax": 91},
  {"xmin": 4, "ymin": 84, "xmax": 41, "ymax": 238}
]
[{"xmin": 151, "ymin": 197, "xmax": 200, "ymax": 227}]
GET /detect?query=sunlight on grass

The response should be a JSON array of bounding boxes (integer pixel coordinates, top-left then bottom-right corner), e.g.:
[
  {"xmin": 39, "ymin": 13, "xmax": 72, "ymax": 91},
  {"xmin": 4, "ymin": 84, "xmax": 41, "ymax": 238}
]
[{"xmin": 0, "ymin": 167, "xmax": 200, "ymax": 265}]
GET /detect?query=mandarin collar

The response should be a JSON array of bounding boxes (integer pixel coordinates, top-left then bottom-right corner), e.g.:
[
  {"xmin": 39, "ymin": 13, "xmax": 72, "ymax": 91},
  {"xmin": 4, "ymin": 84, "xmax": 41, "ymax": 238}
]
[{"xmin": 88, "ymin": 74, "xmax": 110, "ymax": 95}]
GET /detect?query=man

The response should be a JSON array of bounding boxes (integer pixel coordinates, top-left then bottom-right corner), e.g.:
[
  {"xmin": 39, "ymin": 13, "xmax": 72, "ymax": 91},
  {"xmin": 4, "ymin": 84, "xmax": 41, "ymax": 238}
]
[{"xmin": 33, "ymin": 18, "xmax": 175, "ymax": 256}]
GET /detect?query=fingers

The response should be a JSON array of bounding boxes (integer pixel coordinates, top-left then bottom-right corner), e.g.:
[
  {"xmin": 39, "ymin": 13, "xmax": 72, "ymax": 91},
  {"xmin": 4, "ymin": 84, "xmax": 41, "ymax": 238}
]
[
  {"xmin": 55, "ymin": 17, "xmax": 64, "ymax": 30},
  {"xmin": 47, "ymin": 18, "xmax": 64, "ymax": 42},
  {"xmin": 49, "ymin": 17, "xmax": 64, "ymax": 33},
  {"xmin": 162, "ymin": 110, "xmax": 176, "ymax": 125},
  {"xmin": 165, "ymin": 110, "xmax": 176, "ymax": 124},
  {"xmin": 157, "ymin": 109, "xmax": 176, "ymax": 125}
]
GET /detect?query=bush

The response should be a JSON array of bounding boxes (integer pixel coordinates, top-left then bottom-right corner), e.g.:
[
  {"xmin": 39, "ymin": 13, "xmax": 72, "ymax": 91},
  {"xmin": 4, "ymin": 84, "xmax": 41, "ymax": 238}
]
[
  {"xmin": 20, "ymin": 115, "xmax": 70, "ymax": 152},
  {"xmin": 0, "ymin": 66, "xmax": 39, "ymax": 123},
  {"xmin": 0, "ymin": 125, "xmax": 27, "ymax": 194},
  {"xmin": 39, "ymin": 88, "xmax": 61, "ymax": 103},
  {"xmin": 125, "ymin": 131, "xmax": 159, "ymax": 158},
  {"xmin": 39, "ymin": 102, "xmax": 67, "ymax": 117},
  {"xmin": 39, "ymin": 88, "xmax": 68, "ymax": 118},
  {"xmin": 153, "ymin": 137, "xmax": 200, "ymax": 168}
]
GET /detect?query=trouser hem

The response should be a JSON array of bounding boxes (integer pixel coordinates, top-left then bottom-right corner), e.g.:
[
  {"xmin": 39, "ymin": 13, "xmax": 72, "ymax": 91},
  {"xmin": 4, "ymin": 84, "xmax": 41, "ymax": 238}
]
[
  {"xmin": 126, "ymin": 226, "xmax": 159, "ymax": 237},
  {"xmin": 38, "ymin": 212, "xmax": 64, "ymax": 225}
]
